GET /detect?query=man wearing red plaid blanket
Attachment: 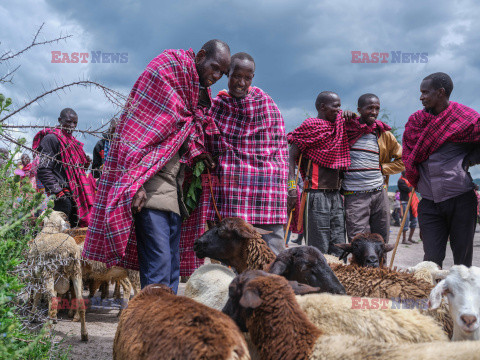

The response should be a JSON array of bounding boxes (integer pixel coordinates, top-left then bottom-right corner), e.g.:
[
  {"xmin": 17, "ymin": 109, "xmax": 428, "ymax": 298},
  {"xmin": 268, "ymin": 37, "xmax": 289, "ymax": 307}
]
[
  {"xmin": 83, "ymin": 40, "xmax": 230, "ymax": 292},
  {"xmin": 206, "ymin": 52, "xmax": 289, "ymax": 254},
  {"xmin": 403, "ymin": 72, "xmax": 480, "ymax": 267},
  {"xmin": 287, "ymin": 92, "xmax": 349, "ymax": 257},
  {"xmin": 34, "ymin": 108, "xmax": 95, "ymax": 227},
  {"xmin": 342, "ymin": 94, "xmax": 403, "ymax": 246}
]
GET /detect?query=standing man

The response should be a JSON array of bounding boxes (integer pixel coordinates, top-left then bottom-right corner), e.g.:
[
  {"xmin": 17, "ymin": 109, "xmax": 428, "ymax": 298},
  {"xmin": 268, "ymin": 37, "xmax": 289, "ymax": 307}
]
[
  {"xmin": 287, "ymin": 91, "xmax": 350, "ymax": 257},
  {"xmin": 397, "ymin": 171, "xmax": 419, "ymax": 244},
  {"xmin": 205, "ymin": 52, "xmax": 288, "ymax": 255},
  {"xmin": 403, "ymin": 72, "xmax": 480, "ymax": 267},
  {"xmin": 33, "ymin": 108, "xmax": 96, "ymax": 227},
  {"xmin": 342, "ymin": 94, "xmax": 403, "ymax": 243},
  {"xmin": 83, "ymin": 40, "xmax": 230, "ymax": 292},
  {"xmin": 92, "ymin": 118, "xmax": 118, "ymax": 179}
]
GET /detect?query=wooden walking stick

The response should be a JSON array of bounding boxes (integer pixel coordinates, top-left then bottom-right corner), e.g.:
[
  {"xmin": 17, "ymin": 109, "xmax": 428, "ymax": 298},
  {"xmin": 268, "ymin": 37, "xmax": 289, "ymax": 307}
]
[
  {"xmin": 284, "ymin": 154, "xmax": 303, "ymax": 244},
  {"xmin": 389, "ymin": 187, "xmax": 416, "ymax": 269},
  {"xmin": 297, "ymin": 159, "xmax": 312, "ymax": 232}
]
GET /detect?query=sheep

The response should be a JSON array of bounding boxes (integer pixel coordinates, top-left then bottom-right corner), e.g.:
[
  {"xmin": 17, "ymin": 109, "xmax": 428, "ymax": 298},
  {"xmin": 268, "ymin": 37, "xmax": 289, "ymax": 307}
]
[
  {"xmin": 429, "ymin": 265, "xmax": 480, "ymax": 341},
  {"xmin": 194, "ymin": 218, "xmax": 346, "ymax": 293},
  {"xmin": 224, "ymin": 271, "xmax": 480, "ymax": 360},
  {"xmin": 113, "ymin": 283, "xmax": 250, "ymax": 360},
  {"xmin": 335, "ymin": 232, "xmax": 394, "ymax": 267},
  {"xmin": 407, "ymin": 261, "xmax": 445, "ymax": 285},
  {"xmin": 224, "ymin": 270, "xmax": 446, "ymax": 343},
  {"xmin": 77, "ymin": 240, "xmax": 140, "ymax": 316},
  {"xmin": 28, "ymin": 211, "xmax": 88, "ymax": 341}
]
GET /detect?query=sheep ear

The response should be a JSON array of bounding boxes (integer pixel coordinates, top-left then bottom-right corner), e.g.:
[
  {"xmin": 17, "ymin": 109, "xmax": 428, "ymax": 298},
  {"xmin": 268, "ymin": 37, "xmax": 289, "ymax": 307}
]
[
  {"xmin": 253, "ymin": 227, "xmax": 273, "ymax": 235},
  {"xmin": 206, "ymin": 220, "xmax": 218, "ymax": 230},
  {"xmin": 268, "ymin": 259, "xmax": 288, "ymax": 276},
  {"xmin": 335, "ymin": 243, "xmax": 352, "ymax": 261},
  {"xmin": 239, "ymin": 288, "xmax": 262, "ymax": 309},
  {"xmin": 288, "ymin": 281, "xmax": 321, "ymax": 295},
  {"xmin": 428, "ymin": 279, "xmax": 448, "ymax": 309},
  {"xmin": 383, "ymin": 244, "xmax": 395, "ymax": 253}
]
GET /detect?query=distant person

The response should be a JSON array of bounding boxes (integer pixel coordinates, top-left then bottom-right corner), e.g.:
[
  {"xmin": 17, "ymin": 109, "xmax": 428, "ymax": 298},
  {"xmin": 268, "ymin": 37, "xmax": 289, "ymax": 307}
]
[
  {"xmin": 92, "ymin": 118, "xmax": 118, "ymax": 179},
  {"xmin": 288, "ymin": 91, "xmax": 349, "ymax": 257},
  {"xmin": 403, "ymin": 72, "xmax": 480, "ymax": 267},
  {"xmin": 342, "ymin": 94, "xmax": 404, "ymax": 244},
  {"xmin": 33, "ymin": 108, "xmax": 96, "ymax": 227},
  {"xmin": 392, "ymin": 190, "xmax": 401, "ymax": 227},
  {"xmin": 397, "ymin": 171, "xmax": 419, "ymax": 244}
]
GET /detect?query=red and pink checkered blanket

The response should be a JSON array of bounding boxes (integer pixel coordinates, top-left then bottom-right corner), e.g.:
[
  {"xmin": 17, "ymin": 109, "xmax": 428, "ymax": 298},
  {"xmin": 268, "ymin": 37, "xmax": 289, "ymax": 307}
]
[
  {"xmin": 345, "ymin": 116, "xmax": 391, "ymax": 147},
  {"xmin": 403, "ymin": 101, "xmax": 480, "ymax": 186},
  {"xmin": 83, "ymin": 49, "xmax": 214, "ymax": 269},
  {"xmin": 287, "ymin": 112, "xmax": 350, "ymax": 169},
  {"xmin": 33, "ymin": 128, "xmax": 96, "ymax": 227},
  {"xmin": 206, "ymin": 87, "xmax": 289, "ymax": 224}
]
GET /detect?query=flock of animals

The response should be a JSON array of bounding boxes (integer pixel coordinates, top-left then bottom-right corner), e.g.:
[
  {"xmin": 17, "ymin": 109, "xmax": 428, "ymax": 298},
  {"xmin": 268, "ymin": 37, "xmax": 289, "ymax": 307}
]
[{"xmin": 27, "ymin": 212, "xmax": 480, "ymax": 359}]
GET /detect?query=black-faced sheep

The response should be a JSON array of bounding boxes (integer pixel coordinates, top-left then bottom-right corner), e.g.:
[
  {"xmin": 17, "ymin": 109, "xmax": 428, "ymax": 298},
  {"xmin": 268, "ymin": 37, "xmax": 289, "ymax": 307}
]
[
  {"xmin": 28, "ymin": 211, "xmax": 87, "ymax": 341},
  {"xmin": 224, "ymin": 271, "xmax": 480, "ymax": 360},
  {"xmin": 335, "ymin": 233, "xmax": 394, "ymax": 267},
  {"xmin": 113, "ymin": 283, "xmax": 250, "ymax": 360},
  {"xmin": 194, "ymin": 218, "xmax": 345, "ymax": 293},
  {"xmin": 430, "ymin": 265, "xmax": 480, "ymax": 341}
]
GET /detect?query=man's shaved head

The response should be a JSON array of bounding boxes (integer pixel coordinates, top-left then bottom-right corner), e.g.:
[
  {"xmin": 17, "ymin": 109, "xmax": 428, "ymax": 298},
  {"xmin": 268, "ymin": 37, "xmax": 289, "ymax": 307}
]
[
  {"xmin": 201, "ymin": 39, "xmax": 230, "ymax": 59},
  {"xmin": 358, "ymin": 93, "xmax": 379, "ymax": 108},
  {"xmin": 315, "ymin": 91, "xmax": 339, "ymax": 112},
  {"xmin": 59, "ymin": 108, "xmax": 77, "ymax": 119},
  {"xmin": 230, "ymin": 52, "xmax": 255, "ymax": 70},
  {"xmin": 423, "ymin": 72, "xmax": 454, "ymax": 98}
]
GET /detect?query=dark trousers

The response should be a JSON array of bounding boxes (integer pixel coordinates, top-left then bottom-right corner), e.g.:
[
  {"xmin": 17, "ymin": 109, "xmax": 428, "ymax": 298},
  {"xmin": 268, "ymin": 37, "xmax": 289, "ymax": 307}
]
[
  {"xmin": 53, "ymin": 195, "xmax": 78, "ymax": 227},
  {"xmin": 135, "ymin": 208, "xmax": 181, "ymax": 293},
  {"xmin": 305, "ymin": 191, "xmax": 345, "ymax": 257},
  {"xmin": 418, "ymin": 190, "xmax": 477, "ymax": 268}
]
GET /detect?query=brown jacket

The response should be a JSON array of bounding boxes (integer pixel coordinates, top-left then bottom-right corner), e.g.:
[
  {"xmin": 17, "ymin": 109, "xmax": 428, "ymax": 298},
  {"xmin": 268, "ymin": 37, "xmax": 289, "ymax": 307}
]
[{"xmin": 377, "ymin": 130, "xmax": 404, "ymax": 186}]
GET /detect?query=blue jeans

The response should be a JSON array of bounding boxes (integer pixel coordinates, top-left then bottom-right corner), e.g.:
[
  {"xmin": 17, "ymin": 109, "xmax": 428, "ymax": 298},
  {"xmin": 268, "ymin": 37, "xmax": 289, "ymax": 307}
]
[
  {"xmin": 135, "ymin": 208, "xmax": 181, "ymax": 293},
  {"xmin": 401, "ymin": 201, "xmax": 418, "ymax": 232}
]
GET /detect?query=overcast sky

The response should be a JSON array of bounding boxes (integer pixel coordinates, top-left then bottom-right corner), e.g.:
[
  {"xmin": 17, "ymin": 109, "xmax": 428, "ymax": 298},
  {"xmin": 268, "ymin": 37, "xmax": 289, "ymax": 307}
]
[{"xmin": 1, "ymin": 0, "xmax": 480, "ymax": 181}]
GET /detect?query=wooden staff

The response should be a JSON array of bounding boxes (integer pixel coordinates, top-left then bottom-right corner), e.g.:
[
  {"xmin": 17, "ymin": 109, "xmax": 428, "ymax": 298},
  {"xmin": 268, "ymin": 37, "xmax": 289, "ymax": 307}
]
[
  {"xmin": 207, "ymin": 168, "xmax": 222, "ymax": 221},
  {"xmin": 297, "ymin": 159, "xmax": 312, "ymax": 231},
  {"xmin": 389, "ymin": 187, "xmax": 416, "ymax": 269},
  {"xmin": 284, "ymin": 154, "xmax": 303, "ymax": 244}
]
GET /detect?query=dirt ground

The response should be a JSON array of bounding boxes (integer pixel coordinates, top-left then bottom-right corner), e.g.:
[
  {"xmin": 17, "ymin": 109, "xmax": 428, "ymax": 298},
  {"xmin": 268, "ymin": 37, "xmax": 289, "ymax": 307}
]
[{"xmin": 53, "ymin": 225, "xmax": 480, "ymax": 360}]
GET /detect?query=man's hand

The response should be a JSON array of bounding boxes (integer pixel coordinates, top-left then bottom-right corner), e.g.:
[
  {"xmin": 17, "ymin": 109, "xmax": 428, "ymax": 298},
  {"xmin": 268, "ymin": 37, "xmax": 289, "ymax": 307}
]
[
  {"xmin": 132, "ymin": 186, "xmax": 147, "ymax": 214},
  {"xmin": 342, "ymin": 110, "xmax": 357, "ymax": 121},
  {"xmin": 287, "ymin": 190, "xmax": 297, "ymax": 214},
  {"xmin": 194, "ymin": 152, "xmax": 215, "ymax": 169}
]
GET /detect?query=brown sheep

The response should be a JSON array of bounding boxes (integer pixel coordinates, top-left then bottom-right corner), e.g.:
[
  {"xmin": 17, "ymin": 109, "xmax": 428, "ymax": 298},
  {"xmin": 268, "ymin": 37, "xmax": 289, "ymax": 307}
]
[
  {"xmin": 224, "ymin": 272, "xmax": 480, "ymax": 360},
  {"xmin": 335, "ymin": 233, "xmax": 394, "ymax": 267},
  {"xmin": 113, "ymin": 284, "xmax": 250, "ymax": 360},
  {"xmin": 194, "ymin": 218, "xmax": 345, "ymax": 293}
]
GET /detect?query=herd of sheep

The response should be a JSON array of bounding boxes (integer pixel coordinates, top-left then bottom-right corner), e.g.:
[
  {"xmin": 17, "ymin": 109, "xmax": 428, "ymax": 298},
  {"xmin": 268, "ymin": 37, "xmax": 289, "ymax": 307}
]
[{"xmin": 26, "ymin": 212, "xmax": 480, "ymax": 359}]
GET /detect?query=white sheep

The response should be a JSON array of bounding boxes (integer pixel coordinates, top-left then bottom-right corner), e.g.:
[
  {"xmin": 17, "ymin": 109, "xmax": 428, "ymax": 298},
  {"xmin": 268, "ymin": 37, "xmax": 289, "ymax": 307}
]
[
  {"xmin": 429, "ymin": 265, "xmax": 480, "ymax": 341},
  {"xmin": 28, "ymin": 211, "xmax": 88, "ymax": 341},
  {"xmin": 185, "ymin": 264, "xmax": 236, "ymax": 311},
  {"xmin": 225, "ymin": 271, "xmax": 480, "ymax": 360}
]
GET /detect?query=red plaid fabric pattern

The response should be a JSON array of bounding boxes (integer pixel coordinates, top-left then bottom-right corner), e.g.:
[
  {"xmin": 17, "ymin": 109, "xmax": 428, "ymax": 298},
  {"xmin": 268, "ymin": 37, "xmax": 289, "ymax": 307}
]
[
  {"xmin": 207, "ymin": 87, "xmax": 288, "ymax": 224},
  {"xmin": 403, "ymin": 101, "xmax": 480, "ymax": 186},
  {"xmin": 287, "ymin": 113, "xmax": 350, "ymax": 169},
  {"xmin": 83, "ymin": 49, "xmax": 214, "ymax": 269},
  {"xmin": 33, "ymin": 128, "xmax": 96, "ymax": 227},
  {"xmin": 345, "ymin": 116, "xmax": 391, "ymax": 147}
]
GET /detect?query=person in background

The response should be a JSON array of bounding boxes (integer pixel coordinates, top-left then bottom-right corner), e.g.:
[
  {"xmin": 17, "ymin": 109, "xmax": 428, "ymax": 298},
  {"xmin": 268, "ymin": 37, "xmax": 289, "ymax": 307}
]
[
  {"xmin": 392, "ymin": 190, "xmax": 401, "ymax": 227},
  {"xmin": 398, "ymin": 171, "xmax": 419, "ymax": 244},
  {"xmin": 92, "ymin": 118, "xmax": 118, "ymax": 179}
]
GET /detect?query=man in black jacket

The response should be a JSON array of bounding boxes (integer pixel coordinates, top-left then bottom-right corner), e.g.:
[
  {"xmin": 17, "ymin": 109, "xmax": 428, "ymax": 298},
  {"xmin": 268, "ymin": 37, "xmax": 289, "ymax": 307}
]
[{"xmin": 92, "ymin": 119, "xmax": 118, "ymax": 179}]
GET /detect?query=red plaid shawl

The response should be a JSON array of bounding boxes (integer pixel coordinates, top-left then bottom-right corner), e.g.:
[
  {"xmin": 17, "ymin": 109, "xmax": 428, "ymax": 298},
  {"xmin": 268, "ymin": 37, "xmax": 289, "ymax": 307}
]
[
  {"xmin": 403, "ymin": 101, "xmax": 480, "ymax": 186},
  {"xmin": 287, "ymin": 113, "xmax": 350, "ymax": 169},
  {"xmin": 83, "ymin": 49, "xmax": 215, "ymax": 269},
  {"xmin": 206, "ymin": 87, "xmax": 289, "ymax": 223},
  {"xmin": 345, "ymin": 116, "xmax": 391, "ymax": 147},
  {"xmin": 33, "ymin": 128, "xmax": 96, "ymax": 227}
]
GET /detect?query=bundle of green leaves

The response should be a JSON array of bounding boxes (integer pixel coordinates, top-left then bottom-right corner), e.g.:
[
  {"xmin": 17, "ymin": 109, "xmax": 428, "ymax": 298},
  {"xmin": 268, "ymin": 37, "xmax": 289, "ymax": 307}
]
[{"xmin": 183, "ymin": 160, "xmax": 205, "ymax": 216}]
